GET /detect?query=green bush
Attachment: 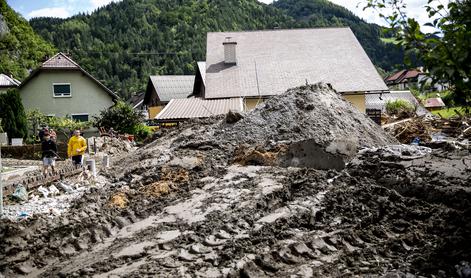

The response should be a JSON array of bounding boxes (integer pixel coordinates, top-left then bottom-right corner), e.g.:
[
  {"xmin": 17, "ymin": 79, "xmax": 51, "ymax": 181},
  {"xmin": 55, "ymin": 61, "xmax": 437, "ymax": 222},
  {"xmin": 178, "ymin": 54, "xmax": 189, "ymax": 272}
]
[
  {"xmin": 0, "ymin": 89, "xmax": 28, "ymax": 140},
  {"xmin": 93, "ymin": 101, "xmax": 144, "ymax": 134},
  {"xmin": 133, "ymin": 123, "xmax": 153, "ymax": 141},
  {"xmin": 385, "ymin": 99, "xmax": 415, "ymax": 115},
  {"xmin": 26, "ymin": 109, "xmax": 91, "ymax": 142}
]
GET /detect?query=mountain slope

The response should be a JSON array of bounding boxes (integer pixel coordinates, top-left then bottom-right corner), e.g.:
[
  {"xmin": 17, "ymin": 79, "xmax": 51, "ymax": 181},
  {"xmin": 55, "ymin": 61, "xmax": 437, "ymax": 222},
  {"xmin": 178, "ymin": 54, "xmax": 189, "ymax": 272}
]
[
  {"xmin": 0, "ymin": 0, "xmax": 56, "ymax": 80},
  {"xmin": 29, "ymin": 0, "xmax": 403, "ymax": 98},
  {"xmin": 272, "ymin": 0, "xmax": 403, "ymax": 72}
]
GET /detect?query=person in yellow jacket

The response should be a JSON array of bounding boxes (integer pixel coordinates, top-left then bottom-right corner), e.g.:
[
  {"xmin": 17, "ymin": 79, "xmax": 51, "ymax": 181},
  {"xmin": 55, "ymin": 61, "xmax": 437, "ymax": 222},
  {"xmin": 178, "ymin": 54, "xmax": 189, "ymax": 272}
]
[{"xmin": 68, "ymin": 130, "xmax": 87, "ymax": 166}]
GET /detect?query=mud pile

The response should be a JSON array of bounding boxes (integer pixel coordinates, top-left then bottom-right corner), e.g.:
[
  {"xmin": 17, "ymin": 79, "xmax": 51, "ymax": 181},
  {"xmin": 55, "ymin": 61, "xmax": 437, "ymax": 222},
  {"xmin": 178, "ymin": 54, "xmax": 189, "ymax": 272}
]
[
  {"xmin": 223, "ymin": 83, "xmax": 396, "ymax": 148},
  {"xmin": 1, "ymin": 145, "xmax": 469, "ymax": 277},
  {"xmin": 170, "ymin": 83, "xmax": 397, "ymax": 170},
  {"xmin": 1, "ymin": 84, "xmax": 469, "ymax": 277}
]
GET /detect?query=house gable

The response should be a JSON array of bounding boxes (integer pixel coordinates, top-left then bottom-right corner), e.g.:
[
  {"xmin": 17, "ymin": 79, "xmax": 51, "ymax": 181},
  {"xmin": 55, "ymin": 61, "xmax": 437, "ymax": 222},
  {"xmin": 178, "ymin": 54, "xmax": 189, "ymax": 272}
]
[
  {"xmin": 18, "ymin": 53, "xmax": 117, "ymax": 118},
  {"xmin": 19, "ymin": 70, "xmax": 115, "ymax": 118}
]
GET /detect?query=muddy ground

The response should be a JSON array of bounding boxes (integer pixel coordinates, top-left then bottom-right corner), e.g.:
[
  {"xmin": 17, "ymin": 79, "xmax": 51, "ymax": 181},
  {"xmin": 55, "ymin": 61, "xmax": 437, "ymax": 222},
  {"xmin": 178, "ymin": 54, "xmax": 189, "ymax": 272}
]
[{"xmin": 1, "ymin": 84, "xmax": 470, "ymax": 277}]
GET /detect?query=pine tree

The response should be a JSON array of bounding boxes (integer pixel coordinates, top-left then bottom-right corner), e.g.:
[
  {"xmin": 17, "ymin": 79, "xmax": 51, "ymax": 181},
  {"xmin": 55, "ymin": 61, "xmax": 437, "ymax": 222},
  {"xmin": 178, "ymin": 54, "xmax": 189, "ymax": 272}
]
[{"xmin": 0, "ymin": 89, "xmax": 28, "ymax": 140}]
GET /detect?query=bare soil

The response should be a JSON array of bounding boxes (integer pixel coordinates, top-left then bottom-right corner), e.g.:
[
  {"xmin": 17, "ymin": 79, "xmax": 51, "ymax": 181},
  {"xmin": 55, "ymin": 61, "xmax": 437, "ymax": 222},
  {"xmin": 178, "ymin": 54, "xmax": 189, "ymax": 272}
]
[{"xmin": 1, "ymin": 84, "xmax": 470, "ymax": 277}]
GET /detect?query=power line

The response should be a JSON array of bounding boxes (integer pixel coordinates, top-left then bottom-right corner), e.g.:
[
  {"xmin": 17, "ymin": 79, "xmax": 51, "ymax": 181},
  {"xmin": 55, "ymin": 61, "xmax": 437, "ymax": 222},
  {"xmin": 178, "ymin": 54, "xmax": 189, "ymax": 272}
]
[{"xmin": 64, "ymin": 50, "xmax": 200, "ymax": 56}]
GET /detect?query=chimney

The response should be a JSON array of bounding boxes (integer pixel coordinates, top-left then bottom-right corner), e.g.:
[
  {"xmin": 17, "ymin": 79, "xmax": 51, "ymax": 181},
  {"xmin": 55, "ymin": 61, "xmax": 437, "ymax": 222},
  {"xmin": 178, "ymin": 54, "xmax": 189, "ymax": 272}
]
[{"xmin": 223, "ymin": 37, "xmax": 237, "ymax": 65}]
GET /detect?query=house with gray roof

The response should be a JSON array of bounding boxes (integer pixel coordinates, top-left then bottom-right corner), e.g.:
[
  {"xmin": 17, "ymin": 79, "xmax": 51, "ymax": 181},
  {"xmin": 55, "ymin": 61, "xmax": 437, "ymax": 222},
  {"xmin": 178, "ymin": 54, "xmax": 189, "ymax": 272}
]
[
  {"xmin": 144, "ymin": 75, "xmax": 195, "ymax": 119},
  {"xmin": 0, "ymin": 73, "xmax": 20, "ymax": 93},
  {"xmin": 194, "ymin": 27, "xmax": 388, "ymax": 113},
  {"xmin": 18, "ymin": 53, "xmax": 118, "ymax": 121}
]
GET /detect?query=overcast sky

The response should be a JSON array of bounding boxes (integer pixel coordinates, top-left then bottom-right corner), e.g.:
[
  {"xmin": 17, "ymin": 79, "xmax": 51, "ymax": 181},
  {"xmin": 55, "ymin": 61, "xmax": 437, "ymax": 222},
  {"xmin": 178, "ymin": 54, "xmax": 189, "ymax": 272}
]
[{"xmin": 8, "ymin": 0, "xmax": 440, "ymax": 28}]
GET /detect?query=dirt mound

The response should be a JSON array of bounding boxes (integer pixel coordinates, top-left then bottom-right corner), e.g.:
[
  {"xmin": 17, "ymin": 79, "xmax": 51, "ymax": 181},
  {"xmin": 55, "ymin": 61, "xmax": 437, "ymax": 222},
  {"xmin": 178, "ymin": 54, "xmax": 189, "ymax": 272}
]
[
  {"xmin": 218, "ymin": 84, "xmax": 397, "ymax": 169},
  {"xmin": 167, "ymin": 83, "xmax": 397, "ymax": 170},
  {"xmin": 225, "ymin": 83, "xmax": 396, "ymax": 148},
  {"xmin": 3, "ymin": 84, "xmax": 469, "ymax": 277}
]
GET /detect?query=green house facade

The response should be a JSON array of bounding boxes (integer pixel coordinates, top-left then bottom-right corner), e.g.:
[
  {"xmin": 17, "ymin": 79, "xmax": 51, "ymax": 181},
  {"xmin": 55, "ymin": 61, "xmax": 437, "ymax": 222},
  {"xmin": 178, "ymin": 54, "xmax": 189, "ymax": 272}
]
[{"xmin": 19, "ymin": 53, "xmax": 117, "ymax": 121}]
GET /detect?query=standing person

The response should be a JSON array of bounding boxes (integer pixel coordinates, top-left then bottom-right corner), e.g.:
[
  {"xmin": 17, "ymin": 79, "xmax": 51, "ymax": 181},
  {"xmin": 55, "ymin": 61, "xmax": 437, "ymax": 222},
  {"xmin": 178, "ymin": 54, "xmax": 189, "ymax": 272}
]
[
  {"xmin": 38, "ymin": 127, "xmax": 49, "ymax": 142},
  {"xmin": 49, "ymin": 129, "xmax": 57, "ymax": 141},
  {"xmin": 41, "ymin": 134, "xmax": 57, "ymax": 175},
  {"xmin": 68, "ymin": 130, "xmax": 87, "ymax": 166}
]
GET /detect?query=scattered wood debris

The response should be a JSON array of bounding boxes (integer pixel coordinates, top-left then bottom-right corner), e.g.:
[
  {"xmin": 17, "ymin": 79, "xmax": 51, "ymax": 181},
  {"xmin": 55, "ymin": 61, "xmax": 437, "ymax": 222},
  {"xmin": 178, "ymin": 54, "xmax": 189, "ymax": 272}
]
[{"xmin": 383, "ymin": 115, "xmax": 470, "ymax": 144}]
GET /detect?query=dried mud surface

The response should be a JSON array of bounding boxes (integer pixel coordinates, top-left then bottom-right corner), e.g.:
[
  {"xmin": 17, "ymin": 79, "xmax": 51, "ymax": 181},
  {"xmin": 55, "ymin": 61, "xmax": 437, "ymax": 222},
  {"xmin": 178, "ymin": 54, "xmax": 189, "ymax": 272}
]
[{"xmin": 1, "ymin": 84, "xmax": 470, "ymax": 277}]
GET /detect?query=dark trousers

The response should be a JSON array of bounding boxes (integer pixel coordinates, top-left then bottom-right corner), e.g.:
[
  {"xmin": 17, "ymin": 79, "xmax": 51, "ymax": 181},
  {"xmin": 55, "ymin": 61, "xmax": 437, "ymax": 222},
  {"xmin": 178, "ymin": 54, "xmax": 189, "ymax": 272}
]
[{"xmin": 72, "ymin": 155, "xmax": 83, "ymax": 165}]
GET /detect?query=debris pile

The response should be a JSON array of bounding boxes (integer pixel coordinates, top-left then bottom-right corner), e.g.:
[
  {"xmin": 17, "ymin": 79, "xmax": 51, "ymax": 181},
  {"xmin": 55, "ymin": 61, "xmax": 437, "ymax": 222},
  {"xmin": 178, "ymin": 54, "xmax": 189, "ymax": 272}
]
[
  {"xmin": 383, "ymin": 115, "xmax": 471, "ymax": 144},
  {"xmin": 0, "ymin": 179, "xmax": 102, "ymax": 221},
  {"xmin": 91, "ymin": 136, "xmax": 135, "ymax": 155},
  {"xmin": 0, "ymin": 84, "xmax": 469, "ymax": 277}
]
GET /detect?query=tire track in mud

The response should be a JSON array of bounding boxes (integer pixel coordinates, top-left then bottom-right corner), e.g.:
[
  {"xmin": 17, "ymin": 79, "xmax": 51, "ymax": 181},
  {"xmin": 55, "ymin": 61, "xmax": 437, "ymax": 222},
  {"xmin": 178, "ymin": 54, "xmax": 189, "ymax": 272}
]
[{"xmin": 22, "ymin": 166, "xmax": 340, "ymax": 277}]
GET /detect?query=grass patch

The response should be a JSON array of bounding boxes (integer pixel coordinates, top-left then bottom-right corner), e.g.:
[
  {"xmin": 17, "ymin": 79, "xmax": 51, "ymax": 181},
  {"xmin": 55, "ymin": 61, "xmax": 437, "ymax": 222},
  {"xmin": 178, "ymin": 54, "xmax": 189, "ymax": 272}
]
[
  {"xmin": 386, "ymin": 99, "xmax": 415, "ymax": 115},
  {"xmin": 415, "ymin": 91, "xmax": 449, "ymax": 101},
  {"xmin": 432, "ymin": 106, "xmax": 469, "ymax": 118}
]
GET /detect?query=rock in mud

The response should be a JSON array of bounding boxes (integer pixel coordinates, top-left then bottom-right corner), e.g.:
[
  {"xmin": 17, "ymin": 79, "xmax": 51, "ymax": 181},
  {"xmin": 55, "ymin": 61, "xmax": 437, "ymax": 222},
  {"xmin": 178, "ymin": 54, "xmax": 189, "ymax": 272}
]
[{"xmin": 225, "ymin": 110, "xmax": 244, "ymax": 124}]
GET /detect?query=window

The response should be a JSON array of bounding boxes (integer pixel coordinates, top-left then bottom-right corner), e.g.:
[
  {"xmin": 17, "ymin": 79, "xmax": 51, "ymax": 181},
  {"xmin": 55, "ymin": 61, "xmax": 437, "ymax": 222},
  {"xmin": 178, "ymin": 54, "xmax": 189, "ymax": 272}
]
[
  {"xmin": 53, "ymin": 84, "xmax": 71, "ymax": 97},
  {"xmin": 71, "ymin": 114, "xmax": 89, "ymax": 122}
]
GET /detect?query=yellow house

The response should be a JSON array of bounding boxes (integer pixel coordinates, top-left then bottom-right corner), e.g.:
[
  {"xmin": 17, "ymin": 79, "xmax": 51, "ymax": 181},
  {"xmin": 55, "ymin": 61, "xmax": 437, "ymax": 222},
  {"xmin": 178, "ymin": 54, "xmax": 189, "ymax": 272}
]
[
  {"xmin": 240, "ymin": 94, "xmax": 364, "ymax": 113},
  {"xmin": 18, "ymin": 53, "xmax": 118, "ymax": 121},
  {"xmin": 191, "ymin": 28, "xmax": 388, "ymax": 114}
]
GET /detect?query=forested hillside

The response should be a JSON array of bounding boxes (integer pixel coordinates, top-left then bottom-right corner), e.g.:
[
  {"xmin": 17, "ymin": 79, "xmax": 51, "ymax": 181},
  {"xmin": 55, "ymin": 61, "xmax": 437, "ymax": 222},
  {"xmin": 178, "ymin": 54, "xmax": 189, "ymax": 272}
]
[
  {"xmin": 26, "ymin": 0, "xmax": 403, "ymax": 98},
  {"xmin": 0, "ymin": 0, "xmax": 55, "ymax": 80}
]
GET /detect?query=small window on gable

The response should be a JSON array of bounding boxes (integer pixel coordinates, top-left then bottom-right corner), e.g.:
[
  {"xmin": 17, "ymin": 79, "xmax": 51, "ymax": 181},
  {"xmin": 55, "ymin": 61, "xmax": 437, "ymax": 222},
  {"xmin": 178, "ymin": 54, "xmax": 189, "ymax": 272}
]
[
  {"xmin": 71, "ymin": 114, "xmax": 89, "ymax": 122},
  {"xmin": 53, "ymin": 84, "xmax": 71, "ymax": 97}
]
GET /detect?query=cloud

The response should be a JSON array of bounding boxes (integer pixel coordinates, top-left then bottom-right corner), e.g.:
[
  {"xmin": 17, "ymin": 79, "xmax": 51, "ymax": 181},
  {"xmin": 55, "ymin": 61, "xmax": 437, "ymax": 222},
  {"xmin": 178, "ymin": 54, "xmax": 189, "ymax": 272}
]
[
  {"xmin": 90, "ymin": 0, "xmax": 121, "ymax": 9},
  {"xmin": 27, "ymin": 7, "xmax": 70, "ymax": 18}
]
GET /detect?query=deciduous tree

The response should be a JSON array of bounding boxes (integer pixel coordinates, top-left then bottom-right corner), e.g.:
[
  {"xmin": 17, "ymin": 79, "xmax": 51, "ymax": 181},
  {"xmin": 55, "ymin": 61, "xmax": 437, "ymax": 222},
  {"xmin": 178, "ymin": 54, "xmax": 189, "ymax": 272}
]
[{"xmin": 364, "ymin": 0, "xmax": 471, "ymax": 108}]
